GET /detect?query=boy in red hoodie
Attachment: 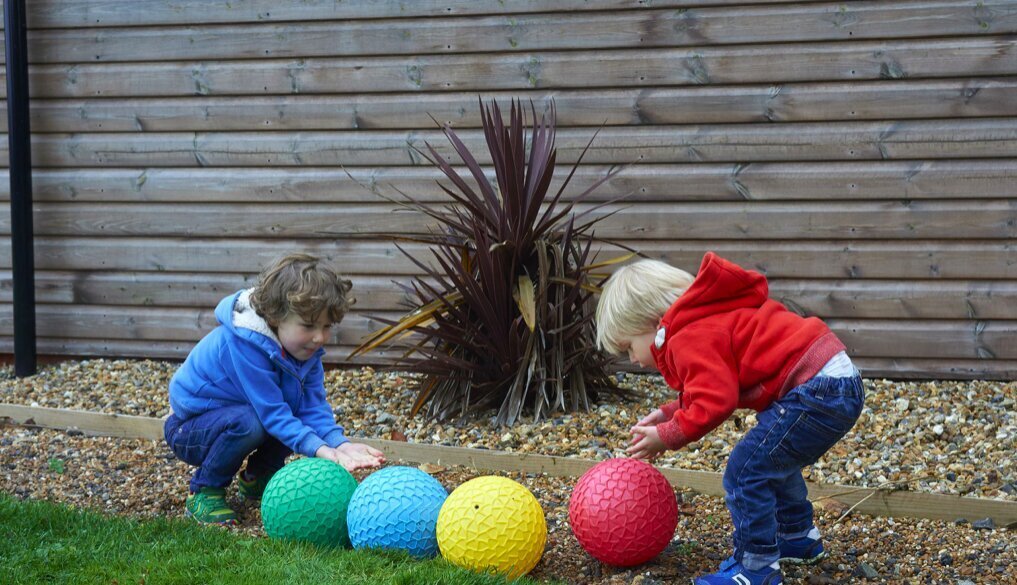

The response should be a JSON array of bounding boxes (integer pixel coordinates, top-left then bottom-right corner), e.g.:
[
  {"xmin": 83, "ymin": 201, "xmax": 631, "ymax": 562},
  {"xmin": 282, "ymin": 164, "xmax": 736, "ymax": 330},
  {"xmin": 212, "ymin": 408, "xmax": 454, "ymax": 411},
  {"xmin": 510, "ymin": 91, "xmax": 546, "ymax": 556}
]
[{"xmin": 596, "ymin": 253, "xmax": 864, "ymax": 585}]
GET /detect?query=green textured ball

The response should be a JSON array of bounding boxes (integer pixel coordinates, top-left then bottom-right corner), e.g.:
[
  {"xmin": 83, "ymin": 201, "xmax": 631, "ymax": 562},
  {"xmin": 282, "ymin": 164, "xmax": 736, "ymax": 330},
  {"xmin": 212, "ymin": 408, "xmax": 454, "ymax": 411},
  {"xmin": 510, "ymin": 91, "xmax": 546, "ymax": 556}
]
[{"xmin": 260, "ymin": 457, "xmax": 358, "ymax": 547}]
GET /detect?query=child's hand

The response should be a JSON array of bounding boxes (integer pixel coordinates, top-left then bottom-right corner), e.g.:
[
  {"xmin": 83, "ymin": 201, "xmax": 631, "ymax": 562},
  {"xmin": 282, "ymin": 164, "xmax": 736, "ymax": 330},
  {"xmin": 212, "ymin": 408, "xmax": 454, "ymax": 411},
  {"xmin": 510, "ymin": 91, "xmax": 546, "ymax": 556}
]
[
  {"xmin": 627, "ymin": 424, "xmax": 666, "ymax": 462},
  {"xmin": 635, "ymin": 408, "xmax": 667, "ymax": 427},
  {"xmin": 316, "ymin": 442, "xmax": 386, "ymax": 471},
  {"xmin": 336, "ymin": 442, "xmax": 386, "ymax": 471}
]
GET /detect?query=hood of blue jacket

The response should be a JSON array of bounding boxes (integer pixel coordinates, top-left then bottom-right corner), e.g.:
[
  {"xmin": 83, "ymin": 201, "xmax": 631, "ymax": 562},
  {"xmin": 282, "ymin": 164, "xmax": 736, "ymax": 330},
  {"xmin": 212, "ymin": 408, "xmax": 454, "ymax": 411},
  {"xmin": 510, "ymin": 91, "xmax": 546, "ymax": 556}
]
[{"xmin": 216, "ymin": 289, "xmax": 324, "ymax": 377}]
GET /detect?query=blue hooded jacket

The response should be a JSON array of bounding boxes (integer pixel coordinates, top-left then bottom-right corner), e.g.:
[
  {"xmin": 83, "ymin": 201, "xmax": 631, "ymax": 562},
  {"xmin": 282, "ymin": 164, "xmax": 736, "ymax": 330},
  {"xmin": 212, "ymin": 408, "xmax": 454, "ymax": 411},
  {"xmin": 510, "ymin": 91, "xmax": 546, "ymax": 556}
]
[{"xmin": 168, "ymin": 289, "xmax": 348, "ymax": 457}]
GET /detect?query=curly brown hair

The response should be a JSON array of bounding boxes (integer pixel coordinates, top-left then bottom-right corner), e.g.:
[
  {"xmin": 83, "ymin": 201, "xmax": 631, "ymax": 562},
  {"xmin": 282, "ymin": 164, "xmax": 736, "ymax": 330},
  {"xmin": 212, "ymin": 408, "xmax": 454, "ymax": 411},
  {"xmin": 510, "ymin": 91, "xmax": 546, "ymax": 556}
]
[{"xmin": 249, "ymin": 253, "xmax": 354, "ymax": 326}]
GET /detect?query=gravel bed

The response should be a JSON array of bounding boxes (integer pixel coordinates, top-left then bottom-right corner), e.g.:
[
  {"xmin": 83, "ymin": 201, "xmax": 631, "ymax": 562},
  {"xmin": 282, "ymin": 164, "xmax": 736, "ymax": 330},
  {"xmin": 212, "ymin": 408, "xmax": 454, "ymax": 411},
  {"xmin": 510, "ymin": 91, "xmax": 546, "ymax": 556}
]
[
  {"xmin": 2, "ymin": 360, "xmax": 1015, "ymax": 501},
  {"xmin": 1, "ymin": 427, "xmax": 1014, "ymax": 584}
]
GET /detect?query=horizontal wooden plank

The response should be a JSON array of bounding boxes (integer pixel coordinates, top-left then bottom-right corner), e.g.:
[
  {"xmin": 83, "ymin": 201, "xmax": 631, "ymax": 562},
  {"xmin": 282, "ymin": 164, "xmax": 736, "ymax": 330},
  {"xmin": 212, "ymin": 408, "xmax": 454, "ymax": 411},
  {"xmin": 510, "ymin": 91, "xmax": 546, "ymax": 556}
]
[
  {"xmin": 0, "ymin": 338, "xmax": 391, "ymax": 364},
  {"xmin": 0, "ymin": 304, "xmax": 224, "ymax": 342},
  {"xmin": 0, "ymin": 271, "xmax": 409, "ymax": 312},
  {"xmin": 0, "ymin": 403, "xmax": 166, "ymax": 440},
  {"xmin": 828, "ymin": 319, "xmax": 1017, "ymax": 360},
  {"xmin": 8, "ymin": 119, "xmax": 1017, "ymax": 168},
  {"xmin": 5, "ymin": 0, "xmax": 835, "ymax": 29},
  {"xmin": 5, "ymin": 338, "xmax": 1016, "ymax": 380},
  {"xmin": 5, "ymin": 160, "xmax": 1016, "ymax": 203},
  {"xmin": 7, "ymin": 78, "xmax": 1017, "ymax": 132},
  {"xmin": 7, "ymin": 271, "xmax": 1016, "ymax": 320},
  {"xmin": 770, "ymin": 279, "xmax": 1017, "ymax": 320},
  {"xmin": 8, "ymin": 2, "xmax": 1014, "ymax": 63},
  {"xmin": 851, "ymin": 357, "xmax": 1017, "ymax": 380},
  {"xmin": 9, "ymin": 37, "xmax": 1015, "ymax": 97},
  {"xmin": 0, "ymin": 338, "xmax": 192, "ymax": 361},
  {"xmin": 1, "ymin": 304, "xmax": 1015, "ymax": 360},
  {"xmin": 2, "ymin": 237, "xmax": 424, "ymax": 275},
  {"xmin": 3, "ymin": 405, "xmax": 1016, "ymax": 525},
  {"xmin": 7, "ymin": 200, "xmax": 1016, "ymax": 240},
  {"xmin": 591, "ymin": 201, "xmax": 1017, "ymax": 240},
  {"xmin": 3, "ymin": 238, "xmax": 1015, "ymax": 279},
  {"xmin": 0, "ymin": 303, "xmax": 387, "ymax": 345}
]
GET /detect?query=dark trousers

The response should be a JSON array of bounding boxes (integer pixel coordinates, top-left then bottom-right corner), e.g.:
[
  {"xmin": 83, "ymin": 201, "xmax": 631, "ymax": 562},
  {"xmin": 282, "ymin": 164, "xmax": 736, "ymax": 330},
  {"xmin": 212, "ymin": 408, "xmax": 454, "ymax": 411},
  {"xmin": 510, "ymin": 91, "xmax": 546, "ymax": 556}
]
[
  {"xmin": 724, "ymin": 373, "xmax": 865, "ymax": 570},
  {"xmin": 164, "ymin": 404, "xmax": 291, "ymax": 493}
]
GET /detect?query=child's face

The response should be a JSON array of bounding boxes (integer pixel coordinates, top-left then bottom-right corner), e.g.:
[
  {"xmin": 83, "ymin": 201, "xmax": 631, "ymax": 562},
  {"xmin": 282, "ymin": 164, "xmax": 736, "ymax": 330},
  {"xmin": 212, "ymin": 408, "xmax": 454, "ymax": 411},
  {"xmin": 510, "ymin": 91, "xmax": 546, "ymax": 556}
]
[
  {"xmin": 619, "ymin": 331, "xmax": 658, "ymax": 369},
  {"xmin": 273, "ymin": 311, "xmax": 333, "ymax": 361}
]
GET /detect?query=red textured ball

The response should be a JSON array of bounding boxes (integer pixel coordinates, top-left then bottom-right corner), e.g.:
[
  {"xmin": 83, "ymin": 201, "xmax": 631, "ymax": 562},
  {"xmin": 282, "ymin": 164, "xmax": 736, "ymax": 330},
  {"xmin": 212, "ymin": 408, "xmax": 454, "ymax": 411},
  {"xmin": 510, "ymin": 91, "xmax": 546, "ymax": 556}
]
[{"xmin": 568, "ymin": 458, "xmax": 678, "ymax": 566}]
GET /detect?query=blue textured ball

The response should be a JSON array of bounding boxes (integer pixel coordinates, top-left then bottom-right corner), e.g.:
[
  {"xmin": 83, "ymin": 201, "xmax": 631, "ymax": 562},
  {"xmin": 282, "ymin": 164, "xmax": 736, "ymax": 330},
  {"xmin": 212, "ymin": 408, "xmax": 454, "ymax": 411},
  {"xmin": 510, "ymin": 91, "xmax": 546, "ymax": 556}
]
[{"xmin": 346, "ymin": 466, "xmax": 448, "ymax": 558}]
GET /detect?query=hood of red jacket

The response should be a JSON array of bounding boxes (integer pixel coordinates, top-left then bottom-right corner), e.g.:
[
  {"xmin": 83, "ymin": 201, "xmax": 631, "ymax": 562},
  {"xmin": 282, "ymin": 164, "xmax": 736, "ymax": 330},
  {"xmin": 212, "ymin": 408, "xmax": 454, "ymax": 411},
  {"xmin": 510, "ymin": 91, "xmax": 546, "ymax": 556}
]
[{"xmin": 657, "ymin": 252, "xmax": 769, "ymax": 340}]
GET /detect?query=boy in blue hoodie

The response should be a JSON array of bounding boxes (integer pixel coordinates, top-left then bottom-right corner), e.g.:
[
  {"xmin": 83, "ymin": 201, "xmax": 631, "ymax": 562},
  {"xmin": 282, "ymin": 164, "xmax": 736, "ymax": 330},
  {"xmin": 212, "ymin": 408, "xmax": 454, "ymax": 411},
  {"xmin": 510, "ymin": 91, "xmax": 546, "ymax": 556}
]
[{"xmin": 165, "ymin": 253, "xmax": 385, "ymax": 524}]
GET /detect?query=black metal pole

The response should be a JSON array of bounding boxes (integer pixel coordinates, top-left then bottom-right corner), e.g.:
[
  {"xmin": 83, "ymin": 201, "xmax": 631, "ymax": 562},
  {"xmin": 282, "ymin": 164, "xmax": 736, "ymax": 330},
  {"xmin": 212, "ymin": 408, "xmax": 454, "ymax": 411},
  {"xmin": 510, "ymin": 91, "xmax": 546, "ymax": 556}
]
[{"xmin": 5, "ymin": 0, "xmax": 37, "ymax": 377}]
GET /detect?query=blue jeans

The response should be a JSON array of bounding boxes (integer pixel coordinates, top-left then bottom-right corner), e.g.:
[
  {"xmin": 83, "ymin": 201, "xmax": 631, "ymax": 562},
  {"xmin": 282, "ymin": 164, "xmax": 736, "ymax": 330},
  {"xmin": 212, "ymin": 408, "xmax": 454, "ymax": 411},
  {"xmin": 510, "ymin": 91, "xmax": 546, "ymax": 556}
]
[
  {"xmin": 164, "ymin": 404, "xmax": 291, "ymax": 493},
  {"xmin": 724, "ymin": 373, "xmax": 865, "ymax": 570}
]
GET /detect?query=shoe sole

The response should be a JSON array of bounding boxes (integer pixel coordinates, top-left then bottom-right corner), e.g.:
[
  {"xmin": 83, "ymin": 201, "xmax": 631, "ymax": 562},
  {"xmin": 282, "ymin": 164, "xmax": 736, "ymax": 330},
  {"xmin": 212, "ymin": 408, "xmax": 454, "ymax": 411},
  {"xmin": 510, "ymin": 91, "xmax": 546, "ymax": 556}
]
[
  {"xmin": 184, "ymin": 508, "xmax": 237, "ymax": 526},
  {"xmin": 690, "ymin": 576, "xmax": 785, "ymax": 585},
  {"xmin": 780, "ymin": 551, "xmax": 828, "ymax": 565}
]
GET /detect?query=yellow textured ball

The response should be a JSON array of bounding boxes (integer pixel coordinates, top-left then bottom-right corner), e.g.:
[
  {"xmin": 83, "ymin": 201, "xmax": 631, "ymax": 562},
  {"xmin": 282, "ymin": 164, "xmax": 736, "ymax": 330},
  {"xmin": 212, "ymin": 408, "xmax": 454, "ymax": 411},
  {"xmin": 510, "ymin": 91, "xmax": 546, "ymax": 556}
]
[{"xmin": 436, "ymin": 476, "xmax": 547, "ymax": 579}]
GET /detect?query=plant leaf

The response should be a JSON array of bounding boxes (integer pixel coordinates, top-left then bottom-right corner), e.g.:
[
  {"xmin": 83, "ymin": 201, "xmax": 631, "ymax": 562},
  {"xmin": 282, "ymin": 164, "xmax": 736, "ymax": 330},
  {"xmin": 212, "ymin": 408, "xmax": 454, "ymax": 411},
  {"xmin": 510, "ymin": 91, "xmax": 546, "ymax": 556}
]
[
  {"xmin": 514, "ymin": 274, "xmax": 537, "ymax": 332},
  {"xmin": 581, "ymin": 251, "xmax": 640, "ymax": 272}
]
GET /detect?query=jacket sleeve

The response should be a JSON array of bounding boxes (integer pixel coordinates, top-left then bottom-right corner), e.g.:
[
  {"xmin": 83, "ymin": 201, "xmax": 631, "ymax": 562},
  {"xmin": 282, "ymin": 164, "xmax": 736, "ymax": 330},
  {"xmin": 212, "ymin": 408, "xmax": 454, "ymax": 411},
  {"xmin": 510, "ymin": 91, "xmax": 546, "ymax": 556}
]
[
  {"xmin": 294, "ymin": 359, "xmax": 349, "ymax": 449},
  {"xmin": 659, "ymin": 397, "xmax": 683, "ymax": 419},
  {"xmin": 224, "ymin": 343, "xmax": 327, "ymax": 457},
  {"xmin": 655, "ymin": 327, "xmax": 739, "ymax": 450}
]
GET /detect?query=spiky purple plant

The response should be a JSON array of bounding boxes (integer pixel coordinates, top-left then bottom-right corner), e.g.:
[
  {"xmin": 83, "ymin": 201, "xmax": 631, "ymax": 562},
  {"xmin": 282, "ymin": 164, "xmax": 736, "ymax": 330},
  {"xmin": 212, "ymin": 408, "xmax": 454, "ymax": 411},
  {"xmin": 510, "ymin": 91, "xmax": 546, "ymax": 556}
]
[{"xmin": 352, "ymin": 98, "xmax": 634, "ymax": 424}]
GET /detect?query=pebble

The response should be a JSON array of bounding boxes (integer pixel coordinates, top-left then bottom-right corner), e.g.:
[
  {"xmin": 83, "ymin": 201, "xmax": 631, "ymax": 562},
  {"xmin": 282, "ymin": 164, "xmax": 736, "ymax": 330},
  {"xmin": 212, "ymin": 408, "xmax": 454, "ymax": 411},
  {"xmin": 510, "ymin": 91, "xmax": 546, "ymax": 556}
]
[
  {"xmin": 971, "ymin": 518, "xmax": 995, "ymax": 530},
  {"xmin": 374, "ymin": 412, "xmax": 398, "ymax": 425},
  {"xmin": 854, "ymin": 562, "xmax": 880, "ymax": 579}
]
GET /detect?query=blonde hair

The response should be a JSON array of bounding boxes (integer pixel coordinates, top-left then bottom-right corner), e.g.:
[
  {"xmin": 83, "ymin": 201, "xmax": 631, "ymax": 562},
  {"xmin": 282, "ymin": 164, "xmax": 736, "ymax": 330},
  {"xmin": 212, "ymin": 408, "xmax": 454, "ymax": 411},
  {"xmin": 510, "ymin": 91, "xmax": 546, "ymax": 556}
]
[
  {"xmin": 595, "ymin": 259, "xmax": 695, "ymax": 354},
  {"xmin": 250, "ymin": 253, "xmax": 354, "ymax": 326}
]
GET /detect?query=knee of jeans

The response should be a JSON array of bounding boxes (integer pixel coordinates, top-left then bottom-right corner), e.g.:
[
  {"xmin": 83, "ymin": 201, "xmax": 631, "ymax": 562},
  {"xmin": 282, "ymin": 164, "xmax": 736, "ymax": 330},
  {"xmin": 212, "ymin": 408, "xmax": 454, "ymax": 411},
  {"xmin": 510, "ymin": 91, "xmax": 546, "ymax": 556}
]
[
  {"xmin": 723, "ymin": 445, "xmax": 754, "ymax": 492},
  {"xmin": 163, "ymin": 415, "xmax": 179, "ymax": 443},
  {"xmin": 723, "ymin": 461, "xmax": 742, "ymax": 492},
  {"xmin": 231, "ymin": 412, "xmax": 267, "ymax": 446}
]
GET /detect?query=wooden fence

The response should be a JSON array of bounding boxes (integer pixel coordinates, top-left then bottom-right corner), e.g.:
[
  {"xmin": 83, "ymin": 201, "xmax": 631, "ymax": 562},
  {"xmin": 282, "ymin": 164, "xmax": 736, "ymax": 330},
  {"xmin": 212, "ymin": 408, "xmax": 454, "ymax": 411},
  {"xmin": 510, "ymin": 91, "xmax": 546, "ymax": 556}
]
[{"xmin": 1, "ymin": 0, "xmax": 1016, "ymax": 378}]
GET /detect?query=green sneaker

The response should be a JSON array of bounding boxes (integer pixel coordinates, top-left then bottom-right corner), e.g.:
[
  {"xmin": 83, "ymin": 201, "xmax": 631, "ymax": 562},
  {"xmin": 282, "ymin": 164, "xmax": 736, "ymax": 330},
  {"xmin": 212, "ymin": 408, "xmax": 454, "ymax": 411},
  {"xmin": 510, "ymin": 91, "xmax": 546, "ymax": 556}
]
[
  {"xmin": 237, "ymin": 470, "xmax": 271, "ymax": 501},
  {"xmin": 185, "ymin": 487, "xmax": 237, "ymax": 525}
]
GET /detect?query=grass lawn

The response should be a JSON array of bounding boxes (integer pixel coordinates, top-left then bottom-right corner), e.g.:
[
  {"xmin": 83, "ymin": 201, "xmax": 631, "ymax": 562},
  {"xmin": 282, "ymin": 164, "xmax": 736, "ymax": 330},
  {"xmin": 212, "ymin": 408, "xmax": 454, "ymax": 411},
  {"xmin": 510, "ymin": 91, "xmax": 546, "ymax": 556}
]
[{"xmin": 0, "ymin": 493, "xmax": 546, "ymax": 585}]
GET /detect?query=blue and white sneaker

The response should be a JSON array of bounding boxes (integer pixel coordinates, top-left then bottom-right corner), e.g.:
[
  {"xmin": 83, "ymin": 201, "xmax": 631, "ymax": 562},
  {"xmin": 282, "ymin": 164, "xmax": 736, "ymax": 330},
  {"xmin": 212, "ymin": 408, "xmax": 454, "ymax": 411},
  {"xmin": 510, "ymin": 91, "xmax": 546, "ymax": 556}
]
[
  {"xmin": 779, "ymin": 528, "xmax": 827, "ymax": 565},
  {"xmin": 693, "ymin": 557, "xmax": 783, "ymax": 585}
]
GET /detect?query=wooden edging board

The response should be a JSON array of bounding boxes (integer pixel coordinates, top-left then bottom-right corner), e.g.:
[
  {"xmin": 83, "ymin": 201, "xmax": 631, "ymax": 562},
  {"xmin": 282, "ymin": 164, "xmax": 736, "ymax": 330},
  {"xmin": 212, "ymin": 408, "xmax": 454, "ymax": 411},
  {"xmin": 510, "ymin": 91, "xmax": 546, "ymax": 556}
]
[{"xmin": 1, "ymin": 403, "xmax": 1014, "ymax": 527}]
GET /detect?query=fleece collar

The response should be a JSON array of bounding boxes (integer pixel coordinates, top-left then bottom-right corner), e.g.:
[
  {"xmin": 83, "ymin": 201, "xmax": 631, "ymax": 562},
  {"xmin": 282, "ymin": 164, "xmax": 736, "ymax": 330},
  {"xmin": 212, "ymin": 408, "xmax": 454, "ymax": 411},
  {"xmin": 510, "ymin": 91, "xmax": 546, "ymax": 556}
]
[
  {"xmin": 214, "ymin": 288, "xmax": 326, "ymax": 374},
  {"xmin": 214, "ymin": 288, "xmax": 286, "ymax": 364},
  {"xmin": 232, "ymin": 289, "xmax": 281, "ymax": 346}
]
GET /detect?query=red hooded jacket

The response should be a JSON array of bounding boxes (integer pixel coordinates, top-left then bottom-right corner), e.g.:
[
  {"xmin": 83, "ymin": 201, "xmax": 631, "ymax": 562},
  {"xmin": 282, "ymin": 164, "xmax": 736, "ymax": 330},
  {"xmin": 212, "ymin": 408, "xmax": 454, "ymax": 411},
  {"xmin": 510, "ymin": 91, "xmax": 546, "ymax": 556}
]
[{"xmin": 651, "ymin": 252, "xmax": 846, "ymax": 450}]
